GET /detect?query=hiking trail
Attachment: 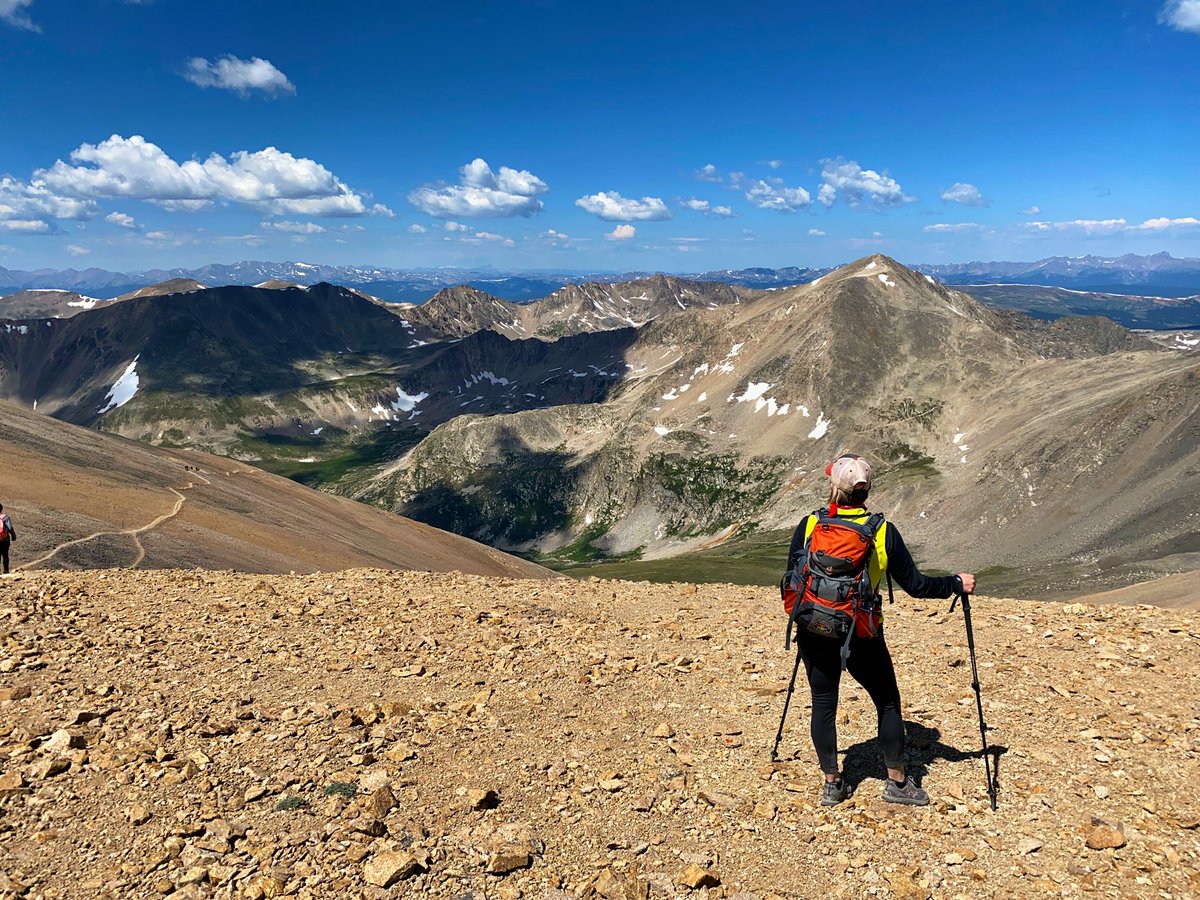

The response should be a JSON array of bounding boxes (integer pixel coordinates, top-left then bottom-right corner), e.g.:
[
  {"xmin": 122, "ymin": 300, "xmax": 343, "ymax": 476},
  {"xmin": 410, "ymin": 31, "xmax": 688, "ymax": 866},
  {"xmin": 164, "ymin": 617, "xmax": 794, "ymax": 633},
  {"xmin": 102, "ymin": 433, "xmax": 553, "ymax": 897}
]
[{"xmin": 17, "ymin": 468, "xmax": 212, "ymax": 571}]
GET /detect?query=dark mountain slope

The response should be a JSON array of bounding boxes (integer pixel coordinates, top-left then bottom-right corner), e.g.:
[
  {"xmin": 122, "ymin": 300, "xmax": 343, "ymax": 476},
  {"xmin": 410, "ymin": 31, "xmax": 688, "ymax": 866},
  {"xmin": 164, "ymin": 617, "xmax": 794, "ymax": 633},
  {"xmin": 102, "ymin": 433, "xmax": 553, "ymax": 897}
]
[{"xmin": 0, "ymin": 283, "xmax": 423, "ymax": 424}]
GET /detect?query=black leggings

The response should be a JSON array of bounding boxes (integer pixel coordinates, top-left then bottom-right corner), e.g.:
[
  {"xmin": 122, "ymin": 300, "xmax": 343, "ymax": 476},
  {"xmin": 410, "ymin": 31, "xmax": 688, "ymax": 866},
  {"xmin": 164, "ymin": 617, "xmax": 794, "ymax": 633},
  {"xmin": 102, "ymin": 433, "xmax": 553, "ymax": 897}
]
[
  {"xmin": 799, "ymin": 628, "xmax": 906, "ymax": 774},
  {"xmin": 0, "ymin": 539, "xmax": 8, "ymax": 574}
]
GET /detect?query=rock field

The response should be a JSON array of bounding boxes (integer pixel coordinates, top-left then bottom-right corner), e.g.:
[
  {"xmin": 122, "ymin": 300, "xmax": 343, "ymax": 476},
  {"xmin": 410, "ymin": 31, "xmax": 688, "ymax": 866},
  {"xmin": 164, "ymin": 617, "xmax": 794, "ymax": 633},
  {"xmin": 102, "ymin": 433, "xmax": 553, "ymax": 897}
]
[{"xmin": 0, "ymin": 569, "xmax": 1197, "ymax": 899}]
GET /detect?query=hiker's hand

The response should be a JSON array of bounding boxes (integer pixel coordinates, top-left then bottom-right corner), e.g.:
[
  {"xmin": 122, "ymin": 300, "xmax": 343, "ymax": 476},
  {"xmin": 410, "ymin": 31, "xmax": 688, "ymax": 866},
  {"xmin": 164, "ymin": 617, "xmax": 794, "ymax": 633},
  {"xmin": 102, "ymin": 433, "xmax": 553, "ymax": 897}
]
[{"xmin": 957, "ymin": 573, "xmax": 976, "ymax": 594}]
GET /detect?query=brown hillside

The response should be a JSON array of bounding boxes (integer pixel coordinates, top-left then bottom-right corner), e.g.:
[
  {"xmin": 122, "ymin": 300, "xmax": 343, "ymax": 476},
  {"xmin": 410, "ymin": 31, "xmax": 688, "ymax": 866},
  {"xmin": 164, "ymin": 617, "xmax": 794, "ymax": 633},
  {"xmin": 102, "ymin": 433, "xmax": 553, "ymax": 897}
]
[
  {"xmin": 0, "ymin": 289, "xmax": 111, "ymax": 319},
  {"xmin": 0, "ymin": 400, "xmax": 548, "ymax": 578},
  {"xmin": 115, "ymin": 278, "xmax": 208, "ymax": 301},
  {"xmin": 0, "ymin": 570, "xmax": 1196, "ymax": 898},
  {"xmin": 1074, "ymin": 569, "xmax": 1200, "ymax": 609}
]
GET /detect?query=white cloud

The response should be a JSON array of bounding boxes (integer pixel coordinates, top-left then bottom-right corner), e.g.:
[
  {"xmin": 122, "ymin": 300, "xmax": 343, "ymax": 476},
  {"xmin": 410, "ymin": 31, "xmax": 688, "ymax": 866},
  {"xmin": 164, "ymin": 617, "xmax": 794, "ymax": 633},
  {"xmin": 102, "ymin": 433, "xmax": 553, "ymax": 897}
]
[
  {"xmin": 105, "ymin": 211, "xmax": 136, "ymax": 228},
  {"xmin": 576, "ymin": 191, "xmax": 671, "ymax": 221},
  {"xmin": 66, "ymin": 243, "xmax": 89, "ymax": 256},
  {"xmin": 0, "ymin": 176, "xmax": 98, "ymax": 224},
  {"xmin": 471, "ymin": 230, "xmax": 515, "ymax": 247},
  {"xmin": 261, "ymin": 219, "xmax": 325, "ymax": 234},
  {"xmin": 183, "ymin": 56, "xmax": 296, "ymax": 97},
  {"xmin": 807, "ymin": 228, "xmax": 826, "ymax": 237},
  {"xmin": 0, "ymin": 0, "xmax": 38, "ymax": 31},
  {"xmin": 539, "ymin": 228, "xmax": 579, "ymax": 249},
  {"xmin": 1020, "ymin": 205, "xmax": 1041, "ymax": 215},
  {"xmin": 263, "ymin": 195, "xmax": 392, "ymax": 217},
  {"xmin": 213, "ymin": 232, "xmax": 266, "ymax": 246},
  {"xmin": 1024, "ymin": 217, "xmax": 1200, "ymax": 235},
  {"xmin": 408, "ymin": 223, "xmax": 428, "ymax": 234},
  {"xmin": 444, "ymin": 220, "xmax": 469, "ymax": 232},
  {"xmin": 681, "ymin": 197, "xmax": 734, "ymax": 217},
  {"xmin": 924, "ymin": 222, "xmax": 985, "ymax": 233},
  {"xmin": 1138, "ymin": 216, "xmax": 1200, "ymax": 230},
  {"xmin": 144, "ymin": 230, "xmax": 170, "ymax": 240},
  {"xmin": 762, "ymin": 159, "xmax": 784, "ymax": 169},
  {"xmin": 159, "ymin": 199, "xmax": 212, "ymax": 212},
  {"xmin": 606, "ymin": 224, "xmax": 636, "ymax": 241},
  {"xmin": 408, "ymin": 158, "xmax": 547, "ymax": 219},
  {"xmin": 743, "ymin": 178, "xmax": 811, "ymax": 213},
  {"xmin": 0, "ymin": 218, "xmax": 52, "ymax": 233},
  {"xmin": 1159, "ymin": 0, "xmax": 1200, "ymax": 33},
  {"xmin": 696, "ymin": 163, "xmax": 722, "ymax": 183},
  {"xmin": 34, "ymin": 134, "xmax": 389, "ymax": 218},
  {"xmin": 818, "ymin": 158, "xmax": 915, "ymax": 209},
  {"xmin": 940, "ymin": 182, "xmax": 988, "ymax": 207}
]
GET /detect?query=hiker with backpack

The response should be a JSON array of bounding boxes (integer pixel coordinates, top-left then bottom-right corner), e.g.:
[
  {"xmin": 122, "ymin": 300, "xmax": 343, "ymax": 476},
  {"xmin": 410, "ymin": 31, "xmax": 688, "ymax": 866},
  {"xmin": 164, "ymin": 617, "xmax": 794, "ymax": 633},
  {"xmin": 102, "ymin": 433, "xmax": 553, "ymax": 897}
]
[
  {"xmin": 0, "ymin": 503, "xmax": 15, "ymax": 574},
  {"xmin": 780, "ymin": 454, "xmax": 975, "ymax": 807}
]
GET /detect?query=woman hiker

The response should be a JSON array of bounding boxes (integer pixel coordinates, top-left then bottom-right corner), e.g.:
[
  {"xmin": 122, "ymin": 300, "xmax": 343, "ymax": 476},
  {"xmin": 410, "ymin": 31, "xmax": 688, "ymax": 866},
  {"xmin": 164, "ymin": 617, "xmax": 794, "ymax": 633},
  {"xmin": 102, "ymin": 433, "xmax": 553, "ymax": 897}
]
[
  {"xmin": 784, "ymin": 453, "xmax": 976, "ymax": 807},
  {"xmin": 0, "ymin": 503, "xmax": 15, "ymax": 575}
]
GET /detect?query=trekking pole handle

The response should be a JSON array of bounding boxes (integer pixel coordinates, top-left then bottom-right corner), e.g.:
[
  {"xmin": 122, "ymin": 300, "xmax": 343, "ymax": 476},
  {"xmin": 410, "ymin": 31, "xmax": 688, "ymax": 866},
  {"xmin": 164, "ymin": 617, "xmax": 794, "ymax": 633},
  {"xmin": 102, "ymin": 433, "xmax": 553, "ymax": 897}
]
[{"xmin": 950, "ymin": 582, "xmax": 970, "ymax": 613}]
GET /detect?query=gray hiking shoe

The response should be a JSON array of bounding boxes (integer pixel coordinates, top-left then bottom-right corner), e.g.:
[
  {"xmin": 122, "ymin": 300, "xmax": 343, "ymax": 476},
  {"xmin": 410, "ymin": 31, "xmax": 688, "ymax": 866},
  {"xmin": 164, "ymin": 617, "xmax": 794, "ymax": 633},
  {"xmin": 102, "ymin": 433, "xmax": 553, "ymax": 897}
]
[
  {"xmin": 820, "ymin": 778, "xmax": 853, "ymax": 807},
  {"xmin": 882, "ymin": 777, "xmax": 929, "ymax": 806}
]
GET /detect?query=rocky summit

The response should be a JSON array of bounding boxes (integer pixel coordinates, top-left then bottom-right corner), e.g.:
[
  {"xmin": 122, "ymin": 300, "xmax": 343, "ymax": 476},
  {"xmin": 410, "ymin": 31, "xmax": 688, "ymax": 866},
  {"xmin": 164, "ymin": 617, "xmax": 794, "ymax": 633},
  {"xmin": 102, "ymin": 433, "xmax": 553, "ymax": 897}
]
[{"xmin": 0, "ymin": 568, "xmax": 1197, "ymax": 899}]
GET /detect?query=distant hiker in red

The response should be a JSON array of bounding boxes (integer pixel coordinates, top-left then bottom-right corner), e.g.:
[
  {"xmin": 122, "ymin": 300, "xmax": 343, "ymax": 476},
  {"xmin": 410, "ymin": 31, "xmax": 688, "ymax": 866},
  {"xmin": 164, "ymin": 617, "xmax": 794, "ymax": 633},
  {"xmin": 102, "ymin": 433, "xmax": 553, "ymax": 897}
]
[
  {"xmin": 782, "ymin": 454, "xmax": 975, "ymax": 807},
  {"xmin": 0, "ymin": 503, "xmax": 15, "ymax": 574}
]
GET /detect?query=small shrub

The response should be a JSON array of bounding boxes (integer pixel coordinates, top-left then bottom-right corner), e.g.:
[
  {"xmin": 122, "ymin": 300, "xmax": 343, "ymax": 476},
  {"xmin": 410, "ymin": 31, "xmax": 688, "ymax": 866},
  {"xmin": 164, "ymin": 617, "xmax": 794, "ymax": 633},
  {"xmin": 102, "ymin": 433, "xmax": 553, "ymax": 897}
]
[
  {"xmin": 323, "ymin": 782, "xmax": 358, "ymax": 798},
  {"xmin": 274, "ymin": 795, "xmax": 309, "ymax": 811}
]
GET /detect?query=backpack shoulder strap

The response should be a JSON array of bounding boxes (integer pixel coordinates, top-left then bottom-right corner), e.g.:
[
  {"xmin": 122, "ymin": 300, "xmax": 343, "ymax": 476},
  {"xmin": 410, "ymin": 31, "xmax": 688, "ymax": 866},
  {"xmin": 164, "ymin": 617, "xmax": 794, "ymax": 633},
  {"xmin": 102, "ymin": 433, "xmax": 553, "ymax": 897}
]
[{"xmin": 864, "ymin": 512, "xmax": 885, "ymax": 537}]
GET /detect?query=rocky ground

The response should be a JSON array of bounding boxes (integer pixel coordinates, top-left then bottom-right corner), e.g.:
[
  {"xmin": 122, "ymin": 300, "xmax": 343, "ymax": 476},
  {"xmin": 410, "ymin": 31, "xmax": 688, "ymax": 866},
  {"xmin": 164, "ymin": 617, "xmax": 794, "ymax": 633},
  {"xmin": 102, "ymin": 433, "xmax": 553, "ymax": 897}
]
[{"xmin": 0, "ymin": 569, "xmax": 1197, "ymax": 899}]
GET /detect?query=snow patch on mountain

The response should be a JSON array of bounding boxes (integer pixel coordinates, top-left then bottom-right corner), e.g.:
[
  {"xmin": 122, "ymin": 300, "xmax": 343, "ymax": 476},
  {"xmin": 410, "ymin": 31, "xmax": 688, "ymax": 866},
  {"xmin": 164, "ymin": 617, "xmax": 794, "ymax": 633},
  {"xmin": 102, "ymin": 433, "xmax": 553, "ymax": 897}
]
[
  {"xmin": 98, "ymin": 356, "xmax": 140, "ymax": 413},
  {"xmin": 807, "ymin": 412, "xmax": 830, "ymax": 439},
  {"xmin": 391, "ymin": 386, "xmax": 430, "ymax": 412},
  {"xmin": 464, "ymin": 371, "xmax": 512, "ymax": 388}
]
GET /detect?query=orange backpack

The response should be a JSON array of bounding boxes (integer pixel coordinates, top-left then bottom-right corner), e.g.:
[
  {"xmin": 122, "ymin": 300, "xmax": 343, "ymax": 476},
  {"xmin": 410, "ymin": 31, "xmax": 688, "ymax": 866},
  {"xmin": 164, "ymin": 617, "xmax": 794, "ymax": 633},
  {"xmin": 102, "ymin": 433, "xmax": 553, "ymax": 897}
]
[{"xmin": 781, "ymin": 509, "xmax": 886, "ymax": 668}]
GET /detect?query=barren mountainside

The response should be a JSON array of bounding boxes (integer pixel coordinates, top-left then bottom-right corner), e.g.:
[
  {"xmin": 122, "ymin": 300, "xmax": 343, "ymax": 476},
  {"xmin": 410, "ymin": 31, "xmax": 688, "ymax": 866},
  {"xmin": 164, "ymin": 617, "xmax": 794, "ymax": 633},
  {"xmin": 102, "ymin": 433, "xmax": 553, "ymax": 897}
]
[
  {"xmin": 361, "ymin": 257, "xmax": 1200, "ymax": 594},
  {"xmin": 0, "ymin": 567, "xmax": 1196, "ymax": 898},
  {"xmin": 0, "ymin": 399, "xmax": 547, "ymax": 578}
]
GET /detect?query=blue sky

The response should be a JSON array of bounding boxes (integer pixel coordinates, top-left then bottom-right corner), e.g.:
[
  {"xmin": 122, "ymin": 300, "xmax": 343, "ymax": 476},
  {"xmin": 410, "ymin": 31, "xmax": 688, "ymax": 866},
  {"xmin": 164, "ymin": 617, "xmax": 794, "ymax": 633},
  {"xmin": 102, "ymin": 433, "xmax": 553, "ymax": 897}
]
[{"xmin": 1, "ymin": 0, "xmax": 1197, "ymax": 272}]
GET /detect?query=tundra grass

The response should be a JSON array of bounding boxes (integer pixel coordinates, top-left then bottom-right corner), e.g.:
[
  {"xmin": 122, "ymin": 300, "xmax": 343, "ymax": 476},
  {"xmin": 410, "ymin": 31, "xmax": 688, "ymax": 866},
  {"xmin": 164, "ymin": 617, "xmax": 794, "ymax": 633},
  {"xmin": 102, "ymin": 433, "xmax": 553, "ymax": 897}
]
[{"xmin": 556, "ymin": 527, "xmax": 793, "ymax": 586}]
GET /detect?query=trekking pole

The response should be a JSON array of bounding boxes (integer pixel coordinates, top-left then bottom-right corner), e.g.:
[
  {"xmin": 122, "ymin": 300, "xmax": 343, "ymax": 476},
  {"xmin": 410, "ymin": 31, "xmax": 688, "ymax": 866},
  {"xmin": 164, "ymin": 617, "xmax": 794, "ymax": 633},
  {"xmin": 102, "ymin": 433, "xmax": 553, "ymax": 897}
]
[
  {"xmin": 771, "ymin": 640, "xmax": 804, "ymax": 761},
  {"xmin": 950, "ymin": 590, "xmax": 999, "ymax": 810}
]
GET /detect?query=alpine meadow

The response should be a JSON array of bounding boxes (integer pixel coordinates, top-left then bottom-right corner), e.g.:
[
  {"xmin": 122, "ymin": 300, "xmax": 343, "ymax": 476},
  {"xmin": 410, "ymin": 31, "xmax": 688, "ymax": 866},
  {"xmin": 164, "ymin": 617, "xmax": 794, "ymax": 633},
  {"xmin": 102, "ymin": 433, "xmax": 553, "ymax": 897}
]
[{"xmin": 1, "ymin": 2, "xmax": 1199, "ymax": 898}]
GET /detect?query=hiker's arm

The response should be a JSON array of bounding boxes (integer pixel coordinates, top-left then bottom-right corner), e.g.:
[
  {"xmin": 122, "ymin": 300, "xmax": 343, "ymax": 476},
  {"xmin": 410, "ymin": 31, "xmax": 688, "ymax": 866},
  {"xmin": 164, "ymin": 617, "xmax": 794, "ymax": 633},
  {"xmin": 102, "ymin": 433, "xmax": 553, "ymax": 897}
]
[
  {"xmin": 785, "ymin": 517, "xmax": 809, "ymax": 569},
  {"xmin": 883, "ymin": 524, "xmax": 960, "ymax": 598}
]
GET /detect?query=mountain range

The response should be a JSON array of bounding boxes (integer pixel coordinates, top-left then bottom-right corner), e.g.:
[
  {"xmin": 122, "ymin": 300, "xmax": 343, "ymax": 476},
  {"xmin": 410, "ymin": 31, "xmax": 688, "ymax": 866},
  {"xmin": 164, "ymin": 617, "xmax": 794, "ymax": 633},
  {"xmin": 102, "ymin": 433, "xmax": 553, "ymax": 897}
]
[
  {"xmin": 3, "ymin": 251, "xmax": 1199, "ymax": 303},
  {"xmin": 2, "ymin": 254, "xmax": 1197, "ymax": 598}
]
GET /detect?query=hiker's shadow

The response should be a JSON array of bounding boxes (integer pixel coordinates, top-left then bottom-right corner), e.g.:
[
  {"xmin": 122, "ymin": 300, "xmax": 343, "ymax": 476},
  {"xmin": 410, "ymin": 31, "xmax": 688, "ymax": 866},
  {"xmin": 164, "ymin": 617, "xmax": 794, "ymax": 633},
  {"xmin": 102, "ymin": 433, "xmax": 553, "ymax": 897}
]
[{"xmin": 842, "ymin": 721, "xmax": 1008, "ymax": 791}]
